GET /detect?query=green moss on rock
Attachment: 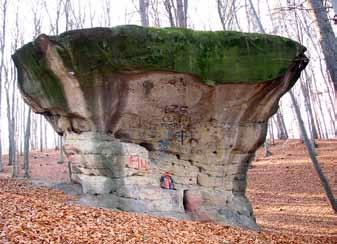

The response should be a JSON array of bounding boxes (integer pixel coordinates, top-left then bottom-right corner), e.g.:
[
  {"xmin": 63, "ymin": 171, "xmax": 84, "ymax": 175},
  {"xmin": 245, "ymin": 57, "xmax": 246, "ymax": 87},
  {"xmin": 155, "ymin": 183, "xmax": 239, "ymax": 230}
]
[
  {"xmin": 13, "ymin": 43, "xmax": 69, "ymax": 111},
  {"xmin": 14, "ymin": 25, "xmax": 306, "ymax": 91}
]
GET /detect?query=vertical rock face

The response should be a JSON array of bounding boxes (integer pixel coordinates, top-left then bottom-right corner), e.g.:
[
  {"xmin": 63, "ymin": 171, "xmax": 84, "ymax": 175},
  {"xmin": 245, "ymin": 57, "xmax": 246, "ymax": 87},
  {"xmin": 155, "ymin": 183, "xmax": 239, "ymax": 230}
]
[{"xmin": 13, "ymin": 25, "xmax": 308, "ymax": 230}]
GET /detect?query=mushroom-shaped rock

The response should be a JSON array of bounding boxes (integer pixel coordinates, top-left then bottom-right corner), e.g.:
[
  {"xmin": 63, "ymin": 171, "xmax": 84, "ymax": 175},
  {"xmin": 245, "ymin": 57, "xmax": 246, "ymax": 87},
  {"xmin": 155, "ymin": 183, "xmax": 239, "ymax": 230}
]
[{"xmin": 13, "ymin": 25, "xmax": 308, "ymax": 230}]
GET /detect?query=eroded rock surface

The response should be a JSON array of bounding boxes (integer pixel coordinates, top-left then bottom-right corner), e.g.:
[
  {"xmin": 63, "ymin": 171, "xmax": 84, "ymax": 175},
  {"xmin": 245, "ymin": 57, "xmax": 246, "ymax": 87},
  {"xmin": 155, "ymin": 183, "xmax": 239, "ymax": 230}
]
[{"xmin": 13, "ymin": 25, "xmax": 308, "ymax": 230}]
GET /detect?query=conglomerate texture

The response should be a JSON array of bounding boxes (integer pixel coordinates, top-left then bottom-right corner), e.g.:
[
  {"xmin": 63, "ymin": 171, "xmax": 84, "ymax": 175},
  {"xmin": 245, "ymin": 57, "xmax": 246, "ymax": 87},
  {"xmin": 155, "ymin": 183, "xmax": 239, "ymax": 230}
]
[{"xmin": 13, "ymin": 25, "xmax": 308, "ymax": 230}]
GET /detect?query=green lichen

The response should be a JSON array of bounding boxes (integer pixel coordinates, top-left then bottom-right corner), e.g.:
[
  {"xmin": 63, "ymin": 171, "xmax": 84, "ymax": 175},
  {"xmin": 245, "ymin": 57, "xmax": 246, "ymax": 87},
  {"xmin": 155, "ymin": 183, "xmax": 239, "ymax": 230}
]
[
  {"xmin": 54, "ymin": 25, "xmax": 306, "ymax": 85},
  {"xmin": 12, "ymin": 43, "xmax": 69, "ymax": 111}
]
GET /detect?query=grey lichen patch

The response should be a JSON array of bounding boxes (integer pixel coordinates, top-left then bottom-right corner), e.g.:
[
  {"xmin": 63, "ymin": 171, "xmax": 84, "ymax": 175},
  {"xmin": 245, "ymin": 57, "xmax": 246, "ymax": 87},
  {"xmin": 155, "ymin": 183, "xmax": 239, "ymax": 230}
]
[{"xmin": 14, "ymin": 25, "xmax": 306, "ymax": 89}]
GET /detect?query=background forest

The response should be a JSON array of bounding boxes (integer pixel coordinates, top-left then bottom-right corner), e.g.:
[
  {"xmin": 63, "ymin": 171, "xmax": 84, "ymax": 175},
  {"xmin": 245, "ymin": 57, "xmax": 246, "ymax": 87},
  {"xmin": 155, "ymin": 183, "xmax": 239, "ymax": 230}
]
[{"xmin": 0, "ymin": 0, "xmax": 336, "ymax": 172}]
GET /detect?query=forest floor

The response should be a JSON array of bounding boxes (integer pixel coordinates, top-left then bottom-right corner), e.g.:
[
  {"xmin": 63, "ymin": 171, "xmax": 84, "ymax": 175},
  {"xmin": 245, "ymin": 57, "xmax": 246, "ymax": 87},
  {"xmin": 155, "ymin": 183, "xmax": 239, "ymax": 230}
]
[{"xmin": 0, "ymin": 139, "xmax": 336, "ymax": 243}]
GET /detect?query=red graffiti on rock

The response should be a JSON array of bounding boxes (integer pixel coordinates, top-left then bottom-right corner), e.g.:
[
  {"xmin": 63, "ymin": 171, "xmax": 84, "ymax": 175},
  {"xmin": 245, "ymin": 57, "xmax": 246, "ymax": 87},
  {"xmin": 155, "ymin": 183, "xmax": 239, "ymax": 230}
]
[{"xmin": 127, "ymin": 156, "xmax": 150, "ymax": 170}]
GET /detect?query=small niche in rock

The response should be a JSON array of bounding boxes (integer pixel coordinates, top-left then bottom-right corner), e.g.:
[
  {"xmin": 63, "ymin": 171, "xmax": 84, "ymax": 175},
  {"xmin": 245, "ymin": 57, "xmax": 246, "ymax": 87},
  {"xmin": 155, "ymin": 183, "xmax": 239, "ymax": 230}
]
[
  {"xmin": 139, "ymin": 142, "xmax": 154, "ymax": 151},
  {"xmin": 183, "ymin": 190, "xmax": 189, "ymax": 212},
  {"xmin": 176, "ymin": 154, "xmax": 181, "ymax": 160}
]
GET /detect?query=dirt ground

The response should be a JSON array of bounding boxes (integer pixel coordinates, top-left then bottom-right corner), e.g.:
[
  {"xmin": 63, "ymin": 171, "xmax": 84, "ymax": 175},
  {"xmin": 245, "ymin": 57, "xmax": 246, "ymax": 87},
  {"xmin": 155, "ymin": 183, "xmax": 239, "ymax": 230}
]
[{"xmin": 0, "ymin": 139, "xmax": 336, "ymax": 242}]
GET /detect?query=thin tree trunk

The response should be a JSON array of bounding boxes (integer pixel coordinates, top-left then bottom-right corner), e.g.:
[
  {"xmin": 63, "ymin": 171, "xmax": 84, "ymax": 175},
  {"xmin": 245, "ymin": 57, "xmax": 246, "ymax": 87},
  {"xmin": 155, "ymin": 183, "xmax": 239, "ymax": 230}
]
[
  {"xmin": 150, "ymin": 0, "xmax": 161, "ymax": 27},
  {"xmin": 307, "ymin": 0, "xmax": 337, "ymax": 125},
  {"xmin": 289, "ymin": 90, "xmax": 337, "ymax": 213},
  {"xmin": 5, "ymin": 78, "xmax": 13, "ymax": 165},
  {"xmin": 39, "ymin": 116, "xmax": 43, "ymax": 152},
  {"xmin": 176, "ymin": 0, "xmax": 187, "ymax": 27},
  {"xmin": 0, "ymin": 0, "xmax": 8, "ymax": 172},
  {"xmin": 58, "ymin": 136, "xmax": 64, "ymax": 164},
  {"xmin": 264, "ymin": 140, "xmax": 272, "ymax": 157},
  {"xmin": 11, "ymin": 134, "xmax": 17, "ymax": 178},
  {"xmin": 54, "ymin": 132, "xmax": 58, "ymax": 150},
  {"xmin": 20, "ymin": 102, "xmax": 25, "ymax": 156},
  {"xmin": 300, "ymin": 77, "xmax": 318, "ymax": 140},
  {"xmin": 164, "ymin": 0, "xmax": 176, "ymax": 27},
  {"xmin": 275, "ymin": 110, "xmax": 288, "ymax": 139},
  {"xmin": 247, "ymin": 0, "xmax": 265, "ymax": 33},
  {"xmin": 269, "ymin": 118, "xmax": 275, "ymax": 145},
  {"xmin": 24, "ymin": 108, "xmax": 32, "ymax": 178},
  {"xmin": 139, "ymin": 0, "xmax": 149, "ymax": 26},
  {"xmin": 264, "ymin": 121, "xmax": 272, "ymax": 157},
  {"xmin": 44, "ymin": 119, "xmax": 47, "ymax": 149}
]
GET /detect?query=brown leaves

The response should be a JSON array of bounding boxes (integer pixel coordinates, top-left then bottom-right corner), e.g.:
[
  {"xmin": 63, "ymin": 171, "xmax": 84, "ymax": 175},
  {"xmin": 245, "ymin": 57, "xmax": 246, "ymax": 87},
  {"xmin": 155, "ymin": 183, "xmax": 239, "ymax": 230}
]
[
  {"xmin": 1, "ymin": 140, "xmax": 337, "ymax": 243},
  {"xmin": 0, "ymin": 179, "xmax": 336, "ymax": 244}
]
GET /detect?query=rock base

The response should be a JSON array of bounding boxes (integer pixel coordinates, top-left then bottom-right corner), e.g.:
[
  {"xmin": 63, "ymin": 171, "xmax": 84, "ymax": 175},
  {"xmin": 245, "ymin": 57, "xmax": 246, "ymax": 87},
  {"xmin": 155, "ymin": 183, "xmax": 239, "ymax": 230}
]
[{"xmin": 65, "ymin": 132, "xmax": 259, "ymax": 230}]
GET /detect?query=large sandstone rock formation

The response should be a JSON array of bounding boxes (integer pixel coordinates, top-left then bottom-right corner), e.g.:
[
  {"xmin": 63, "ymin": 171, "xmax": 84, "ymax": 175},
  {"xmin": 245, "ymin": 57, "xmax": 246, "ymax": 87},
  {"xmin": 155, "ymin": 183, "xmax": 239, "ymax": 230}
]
[{"xmin": 13, "ymin": 25, "xmax": 308, "ymax": 230}]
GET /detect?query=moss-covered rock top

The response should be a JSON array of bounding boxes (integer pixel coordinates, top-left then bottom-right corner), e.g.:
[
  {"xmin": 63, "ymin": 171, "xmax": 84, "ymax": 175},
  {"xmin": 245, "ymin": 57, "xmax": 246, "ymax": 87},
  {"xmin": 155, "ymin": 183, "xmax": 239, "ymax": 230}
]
[{"xmin": 14, "ymin": 25, "xmax": 306, "ymax": 86}]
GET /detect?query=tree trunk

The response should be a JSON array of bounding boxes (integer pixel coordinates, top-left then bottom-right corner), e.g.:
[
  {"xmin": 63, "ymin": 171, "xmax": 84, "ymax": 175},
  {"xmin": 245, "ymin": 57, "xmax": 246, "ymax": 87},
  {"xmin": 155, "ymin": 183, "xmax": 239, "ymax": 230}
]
[
  {"xmin": 0, "ymin": 0, "xmax": 8, "ymax": 173},
  {"xmin": 24, "ymin": 108, "xmax": 32, "ymax": 178},
  {"xmin": 289, "ymin": 90, "xmax": 337, "ymax": 213},
  {"xmin": 307, "ymin": 0, "xmax": 337, "ymax": 125},
  {"xmin": 58, "ymin": 136, "xmax": 64, "ymax": 164},
  {"xmin": 164, "ymin": 0, "xmax": 176, "ymax": 27},
  {"xmin": 176, "ymin": 0, "xmax": 187, "ymax": 27},
  {"xmin": 264, "ymin": 140, "xmax": 272, "ymax": 157},
  {"xmin": 300, "ymin": 76, "xmax": 318, "ymax": 140},
  {"xmin": 217, "ymin": 0, "xmax": 241, "ymax": 31},
  {"xmin": 11, "ymin": 125, "xmax": 17, "ymax": 178},
  {"xmin": 44, "ymin": 119, "xmax": 47, "ymax": 149},
  {"xmin": 5, "ymin": 80, "xmax": 13, "ymax": 165},
  {"xmin": 275, "ymin": 110, "xmax": 288, "ymax": 139},
  {"xmin": 139, "ymin": 0, "xmax": 149, "ymax": 26},
  {"xmin": 247, "ymin": 0, "xmax": 265, "ymax": 33},
  {"xmin": 39, "ymin": 116, "xmax": 43, "ymax": 152}
]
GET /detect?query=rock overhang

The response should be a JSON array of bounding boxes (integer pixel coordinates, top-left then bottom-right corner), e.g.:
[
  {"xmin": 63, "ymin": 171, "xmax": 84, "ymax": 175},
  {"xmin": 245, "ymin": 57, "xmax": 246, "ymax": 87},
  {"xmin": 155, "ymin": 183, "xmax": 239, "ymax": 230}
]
[{"xmin": 13, "ymin": 25, "xmax": 307, "ymax": 87}]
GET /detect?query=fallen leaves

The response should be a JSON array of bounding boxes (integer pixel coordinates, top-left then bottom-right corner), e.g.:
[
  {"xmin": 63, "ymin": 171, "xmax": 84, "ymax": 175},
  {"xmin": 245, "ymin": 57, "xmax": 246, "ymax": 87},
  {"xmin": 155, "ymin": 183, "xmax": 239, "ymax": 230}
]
[
  {"xmin": 1, "ymin": 140, "xmax": 337, "ymax": 243},
  {"xmin": 0, "ymin": 179, "xmax": 336, "ymax": 243},
  {"xmin": 248, "ymin": 139, "xmax": 337, "ymax": 237}
]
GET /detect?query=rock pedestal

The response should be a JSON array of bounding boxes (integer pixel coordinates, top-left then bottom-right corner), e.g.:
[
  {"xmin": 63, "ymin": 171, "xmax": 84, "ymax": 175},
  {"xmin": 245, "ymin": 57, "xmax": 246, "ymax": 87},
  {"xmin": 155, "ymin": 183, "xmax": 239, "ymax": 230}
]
[{"xmin": 13, "ymin": 25, "xmax": 308, "ymax": 230}]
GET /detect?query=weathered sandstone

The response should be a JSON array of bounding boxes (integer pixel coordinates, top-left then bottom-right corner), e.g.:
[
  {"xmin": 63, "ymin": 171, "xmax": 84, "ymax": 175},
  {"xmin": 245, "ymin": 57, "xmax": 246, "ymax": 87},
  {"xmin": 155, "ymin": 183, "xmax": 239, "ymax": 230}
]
[{"xmin": 13, "ymin": 25, "xmax": 308, "ymax": 229}]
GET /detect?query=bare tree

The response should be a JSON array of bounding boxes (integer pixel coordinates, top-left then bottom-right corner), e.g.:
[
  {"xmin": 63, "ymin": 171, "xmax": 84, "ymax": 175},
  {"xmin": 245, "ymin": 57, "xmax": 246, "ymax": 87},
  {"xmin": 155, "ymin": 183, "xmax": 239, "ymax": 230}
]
[
  {"xmin": 176, "ymin": 0, "xmax": 188, "ymax": 27},
  {"xmin": 307, "ymin": 0, "xmax": 337, "ymax": 125},
  {"xmin": 163, "ymin": 0, "xmax": 188, "ymax": 27},
  {"xmin": 164, "ymin": 0, "xmax": 176, "ymax": 27},
  {"xmin": 39, "ymin": 116, "xmax": 43, "ymax": 152},
  {"xmin": 58, "ymin": 136, "xmax": 64, "ymax": 164},
  {"xmin": 24, "ymin": 108, "xmax": 32, "ymax": 178},
  {"xmin": 217, "ymin": 0, "xmax": 241, "ymax": 30},
  {"xmin": 6, "ymin": 5, "xmax": 20, "ymax": 167},
  {"xmin": 275, "ymin": 109, "xmax": 289, "ymax": 139},
  {"xmin": 150, "ymin": 0, "xmax": 161, "ymax": 27},
  {"xmin": 44, "ymin": 0, "xmax": 63, "ymax": 35},
  {"xmin": 102, "ymin": 0, "xmax": 112, "ymax": 26},
  {"xmin": 64, "ymin": 0, "xmax": 73, "ymax": 31},
  {"xmin": 139, "ymin": 0, "xmax": 150, "ymax": 26},
  {"xmin": 247, "ymin": 0, "xmax": 265, "ymax": 32},
  {"xmin": 0, "ymin": 0, "xmax": 8, "ymax": 172},
  {"xmin": 290, "ymin": 90, "xmax": 337, "ymax": 213}
]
